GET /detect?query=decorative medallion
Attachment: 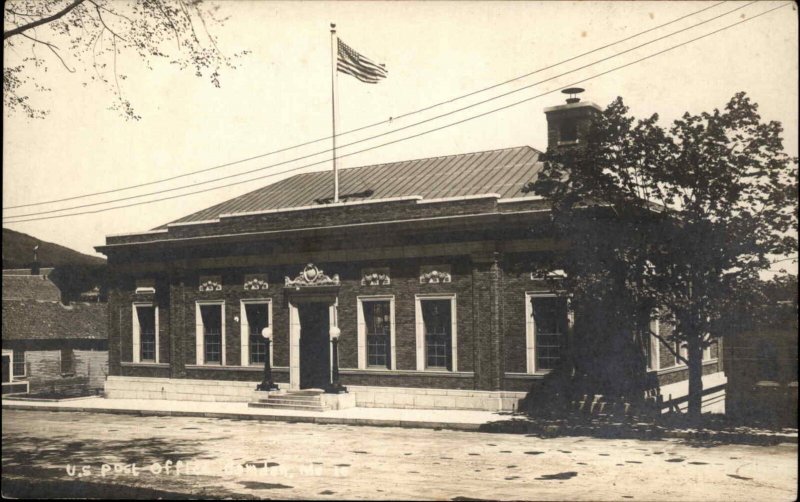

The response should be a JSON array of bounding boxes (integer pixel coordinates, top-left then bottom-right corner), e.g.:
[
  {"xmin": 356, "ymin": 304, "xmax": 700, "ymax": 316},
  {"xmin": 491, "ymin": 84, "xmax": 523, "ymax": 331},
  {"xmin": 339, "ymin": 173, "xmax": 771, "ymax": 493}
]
[
  {"xmin": 244, "ymin": 274, "xmax": 269, "ymax": 290},
  {"xmin": 420, "ymin": 265, "xmax": 452, "ymax": 284},
  {"xmin": 198, "ymin": 275, "xmax": 222, "ymax": 292},
  {"xmin": 135, "ymin": 278, "xmax": 155, "ymax": 294},
  {"xmin": 530, "ymin": 269, "xmax": 567, "ymax": 280},
  {"xmin": 361, "ymin": 268, "xmax": 390, "ymax": 286},
  {"xmin": 285, "ymin": 263, "xmax": 340, "ymax": 287}
]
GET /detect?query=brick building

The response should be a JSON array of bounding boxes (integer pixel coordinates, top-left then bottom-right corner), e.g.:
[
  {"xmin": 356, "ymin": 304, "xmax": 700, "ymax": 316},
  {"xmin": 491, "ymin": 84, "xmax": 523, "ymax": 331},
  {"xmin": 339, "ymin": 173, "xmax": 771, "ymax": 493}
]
[
  {"xmin": 2, "ymin": 267, "xmax": 108, "ymax": 395},
  {"xmin": 724, "ymin": 298, "xmax": 797, "ymax": 426},
  {"xmin": 97, "ymin": 97, "xmax": 723, "ymax": 411}
]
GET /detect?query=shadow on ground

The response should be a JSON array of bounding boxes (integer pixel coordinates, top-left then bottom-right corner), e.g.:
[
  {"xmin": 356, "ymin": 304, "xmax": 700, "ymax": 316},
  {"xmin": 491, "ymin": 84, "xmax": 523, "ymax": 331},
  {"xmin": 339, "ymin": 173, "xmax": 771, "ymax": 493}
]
[{"xmin": 478, "ymin": 415, "xmax": 797, "ymax": 446}]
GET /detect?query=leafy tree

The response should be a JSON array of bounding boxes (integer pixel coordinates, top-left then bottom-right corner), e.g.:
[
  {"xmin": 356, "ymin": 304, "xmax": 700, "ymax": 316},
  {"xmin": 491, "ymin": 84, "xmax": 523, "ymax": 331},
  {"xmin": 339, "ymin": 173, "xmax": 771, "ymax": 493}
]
[
  {"xmin": 4, "ymin": 0, "xmax": 248, "ymax": 119},
  {"xmin": 527, "ymin": 93, "xmax": 798, "ymax": 419}
]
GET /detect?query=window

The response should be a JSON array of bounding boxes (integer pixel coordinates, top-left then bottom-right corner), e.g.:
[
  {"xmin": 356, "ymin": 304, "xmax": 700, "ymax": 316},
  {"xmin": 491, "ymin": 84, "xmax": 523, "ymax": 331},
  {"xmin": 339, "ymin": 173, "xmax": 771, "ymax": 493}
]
[
  {"xmin": 132, "ymin": 303, "xmax": 159, "ymax": 363},
  {"xmin": 365, "ymin": 301, "xmax": 391, "ymax": 368},
  {"xmin": 423, "ymin": 300, "xmax": 452, "ymax": 370},
  {"xmin": 12, "ymin": 350, "xmax": 26, "ymax": 377},
  {"xmin": 357, "ymin": 297, "xmax": 395, "ymax": 370},
  {"xmin": 415, "ymin": 295, "xmax": 457, "ymax": 371},
  {"xmin": 242, "ymin": 301, "xmax": 270, "ymax": 365},
  {"xmin": 646, "ymin": 319, "xmax": 660, "ymax": 371},
  {"xmin": 675, "ymin": 341, "xmax": 688, "ymax": 366},
  {"xmin": 61, "ymin": 348, "xmax": 74, "ymax": 375},
  {"xmin": 526, "ymin": 294, "xmax": 568, "ymax": 373},
  {"xmin": 138, "ymin": 306, "xmax": 157, "ymax": 362},
  {"xmin": 196, "ymin": 302, "xmax": 225, "ymax": 365},
  {"xmin": 2, "ymin": 353, "xmax": 10, "ymax": 383},
  {"xmin": 702, "ymin": 334, "xmax": 713, "ymax": 361}
]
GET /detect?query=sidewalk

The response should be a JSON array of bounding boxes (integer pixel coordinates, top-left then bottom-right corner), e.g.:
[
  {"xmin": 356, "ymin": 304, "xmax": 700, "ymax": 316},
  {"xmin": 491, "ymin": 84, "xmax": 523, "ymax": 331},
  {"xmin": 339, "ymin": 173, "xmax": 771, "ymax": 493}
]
[
  {"xmin": 3, "ymin": 396, "xmax": 796, "ymax": 444},
  {"xmin": 1, "ymin": 396, "xmax": 514, "ymax": 431}
]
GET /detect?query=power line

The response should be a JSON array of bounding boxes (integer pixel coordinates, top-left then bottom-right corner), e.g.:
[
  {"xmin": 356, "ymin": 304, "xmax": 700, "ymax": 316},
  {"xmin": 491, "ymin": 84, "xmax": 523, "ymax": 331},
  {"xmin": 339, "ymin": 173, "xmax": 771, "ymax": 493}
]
[
  {"xmin": 4, "ymin": 1, "xmax": 757, "ymax": 220},
  {"xmin": 3, "ymin": 1, "xmax": 728, "ymax": 210},
  {"xmin": 4, "ymin": 2, "xmax": 791, "ymax": 224}
]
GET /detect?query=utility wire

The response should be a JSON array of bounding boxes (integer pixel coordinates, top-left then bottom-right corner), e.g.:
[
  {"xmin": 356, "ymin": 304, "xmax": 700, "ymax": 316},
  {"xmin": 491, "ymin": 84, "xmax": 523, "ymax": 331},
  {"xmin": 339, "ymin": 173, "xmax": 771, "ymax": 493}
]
[
  {"xmin": 3, "ymin": 1, "xmax": 727, "ymax": 210},
  {"xmin": 4, "ymin": 2, "xmax": 790, "ymax": 224},
  {"xmin": 4, "ymin": 1, "xmax": 758, "ymax": 220}
]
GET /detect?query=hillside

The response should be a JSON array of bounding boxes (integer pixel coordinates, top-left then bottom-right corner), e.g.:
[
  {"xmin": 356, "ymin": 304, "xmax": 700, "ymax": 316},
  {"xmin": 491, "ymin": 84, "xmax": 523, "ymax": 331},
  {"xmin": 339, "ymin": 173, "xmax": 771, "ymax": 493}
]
[{"xmin": 2, "ymin": 228, "xmax": 105, "ymax": 269}]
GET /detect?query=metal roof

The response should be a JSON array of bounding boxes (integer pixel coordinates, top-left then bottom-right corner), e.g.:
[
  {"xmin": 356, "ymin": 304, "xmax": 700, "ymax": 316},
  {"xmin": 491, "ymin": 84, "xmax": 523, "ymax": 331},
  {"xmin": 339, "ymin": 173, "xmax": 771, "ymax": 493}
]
[{"xmin": 161, "ymin": 146, "xmax": 543, "ymax": 227}]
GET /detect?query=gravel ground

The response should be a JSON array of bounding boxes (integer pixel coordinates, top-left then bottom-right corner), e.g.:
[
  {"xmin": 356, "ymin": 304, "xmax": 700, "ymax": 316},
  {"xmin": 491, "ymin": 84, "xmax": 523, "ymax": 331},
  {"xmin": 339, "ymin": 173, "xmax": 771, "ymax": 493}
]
[{"xmin": 2, "ymin": 409, "xmax": 797, "ymax": 500}]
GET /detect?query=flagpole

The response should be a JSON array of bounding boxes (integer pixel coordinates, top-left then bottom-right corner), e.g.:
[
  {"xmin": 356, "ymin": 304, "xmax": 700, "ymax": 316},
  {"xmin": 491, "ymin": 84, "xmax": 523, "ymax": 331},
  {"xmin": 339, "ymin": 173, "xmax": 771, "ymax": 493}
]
[{"xmin": 330, "ymin": 22, "xmax": 340, "ymax": 203}]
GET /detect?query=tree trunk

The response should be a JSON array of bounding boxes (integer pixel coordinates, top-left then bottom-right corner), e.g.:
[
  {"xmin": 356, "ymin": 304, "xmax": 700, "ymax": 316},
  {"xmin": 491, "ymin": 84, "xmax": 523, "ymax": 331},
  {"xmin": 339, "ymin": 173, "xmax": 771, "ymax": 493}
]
[{"xmin": 687, "ymin": 335, "xmax": 704, "ymax": 421}]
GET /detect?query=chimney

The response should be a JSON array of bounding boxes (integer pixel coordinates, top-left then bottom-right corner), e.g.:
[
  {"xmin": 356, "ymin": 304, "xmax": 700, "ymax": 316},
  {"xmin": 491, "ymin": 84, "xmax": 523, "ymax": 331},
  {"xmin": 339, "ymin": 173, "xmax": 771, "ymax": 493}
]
[
  {"xmin": 30, "ymin": 244, "xmax": 40, "ymax": 276},
  {"xmin": 544, "ymin": 87, "xmax": 602, "ymax": 151}
]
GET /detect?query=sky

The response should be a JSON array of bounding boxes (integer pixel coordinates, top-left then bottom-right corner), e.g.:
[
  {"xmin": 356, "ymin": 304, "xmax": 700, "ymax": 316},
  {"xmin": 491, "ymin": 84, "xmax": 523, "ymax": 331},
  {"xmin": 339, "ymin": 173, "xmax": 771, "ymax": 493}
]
[{"xmin": 3, "ymin": 1, "xmax": 798, "ymax": 276}]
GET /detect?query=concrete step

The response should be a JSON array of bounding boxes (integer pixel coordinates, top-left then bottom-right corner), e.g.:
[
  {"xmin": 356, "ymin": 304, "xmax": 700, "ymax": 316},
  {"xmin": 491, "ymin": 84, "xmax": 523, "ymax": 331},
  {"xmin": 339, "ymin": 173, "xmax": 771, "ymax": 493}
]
[
  {"xmin": 249, "ymin": 389, "xmax": 328, "ymax": 411},
  {"xmin": 249, "ymin": 401, "xmax": 327, "ymax": 412},
  {"xmin": 259, "ymin": 398, "xmax": 324, "ymax": 406},
  {"xmin": 263, "ymin": 394, "xmax": 322, "ymax": 402}
]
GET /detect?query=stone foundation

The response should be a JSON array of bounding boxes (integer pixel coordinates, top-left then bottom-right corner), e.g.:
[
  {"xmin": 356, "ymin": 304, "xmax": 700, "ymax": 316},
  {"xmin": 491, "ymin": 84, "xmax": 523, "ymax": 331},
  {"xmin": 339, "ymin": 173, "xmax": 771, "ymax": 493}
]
[
  {"xmin": 347, "ymin": 385, "xmax": 526, "ymax": 411},
  {"xmin": 659, "ymin": 371, "xmax": 727, "ymax": 414},
  {"xmin": 104, "ymin": 376, "xmax": 525, "ymax": 411},
  {"xmin": 105, "ymin": 376, "xmax": 275, "ymax": 402}
]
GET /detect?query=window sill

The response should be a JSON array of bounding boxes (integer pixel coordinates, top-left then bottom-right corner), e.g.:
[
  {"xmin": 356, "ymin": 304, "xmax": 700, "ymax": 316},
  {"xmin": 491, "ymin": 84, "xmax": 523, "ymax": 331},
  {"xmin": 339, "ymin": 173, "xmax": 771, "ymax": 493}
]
[
  {"xmin": 340, "ymin": 368, "xmax": 473, "ymax": 377},
  {"xmin": 651, "ymin": 358, "xmax": 718, "ymax": 375},
  {"xmin": 504, "ymin": 372, "xmax": 551, "ymax": 379},
  {"xmin": 121, "ymin": 362, "xmax": 169, "ymax": 368},
  {"xmin": 184, "ymin": 365, "xmax": 289, "ymax": 371}
]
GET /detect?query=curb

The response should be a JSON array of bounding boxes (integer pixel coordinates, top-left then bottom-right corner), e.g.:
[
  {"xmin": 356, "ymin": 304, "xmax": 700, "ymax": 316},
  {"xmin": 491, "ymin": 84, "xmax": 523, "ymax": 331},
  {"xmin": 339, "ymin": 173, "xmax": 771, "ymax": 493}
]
[
  {"xmin": 478, "ymin": 420, "xmax": 798, "ymax": 445},
  {"xmin": 1, "ymin": 403, "xmax": 483, "ymax": 432},
  {"xmin": 4, "ymin": 403, "xmax": 795, "ymax": 443}
]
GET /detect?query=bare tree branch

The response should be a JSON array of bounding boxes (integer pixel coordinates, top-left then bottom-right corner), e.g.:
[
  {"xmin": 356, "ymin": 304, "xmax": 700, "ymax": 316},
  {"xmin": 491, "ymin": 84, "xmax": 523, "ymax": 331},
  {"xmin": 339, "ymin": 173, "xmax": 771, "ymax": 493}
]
[
  {"xmin": 3, "ymin": 0, "xmax": 86, "ymax": 40},
  {"xmin": 19, "ymin": 32, "xmax": 76, "ymax": 73},
  {"xmin": 87, "ymin": 0, "xmax": 133, "ymax": 24},
  {"xmin": 154, "ymin": 0, "xmax": 182, "ymax": 50},
  {"xmin": 90, "ymin": 2, "xmax": 127, "ymax": 42},
  {"xmin": 193, "ymin": 2, "xmax": 223, "ymax": 57},
  {"xmin": 112, "ymin": 35, "xmax": 121, "ymax": 97},
  {"xmin": 5, "ymin": 8, "xmax": 39, "ymax": 18}
]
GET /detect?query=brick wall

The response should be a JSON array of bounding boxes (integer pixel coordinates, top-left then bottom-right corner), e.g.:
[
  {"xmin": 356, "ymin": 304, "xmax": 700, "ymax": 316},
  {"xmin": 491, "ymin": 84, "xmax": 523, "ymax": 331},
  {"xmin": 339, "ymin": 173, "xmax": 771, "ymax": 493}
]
[
  {"xmin": 74, "ymin": 350, "xmax": 108, "ymax": 389},
  {"xmin": 25, "ymin": 350, "xmax": 61, "ymax": 390},
  {"xmin": 107, "ymin": 255, "xmax": 492, "ymax": 390},
  {"xmin": 105, "ymin": 198, "xmax": 549, "ymax": 247},
  {"xmin": 25, "ymin": 349, "xmax": 107, "ymax": 392}
]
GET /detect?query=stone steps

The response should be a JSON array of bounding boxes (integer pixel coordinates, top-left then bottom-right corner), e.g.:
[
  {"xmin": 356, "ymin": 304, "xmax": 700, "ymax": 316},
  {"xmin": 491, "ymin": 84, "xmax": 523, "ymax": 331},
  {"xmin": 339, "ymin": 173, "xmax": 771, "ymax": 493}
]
[
  {"xmin": 249, "ymin": 401, "xmax": 328, "ymax": 412},
  {"xmin": 248, "ymin": 390, "xmax": 328, "ymax": 412}
]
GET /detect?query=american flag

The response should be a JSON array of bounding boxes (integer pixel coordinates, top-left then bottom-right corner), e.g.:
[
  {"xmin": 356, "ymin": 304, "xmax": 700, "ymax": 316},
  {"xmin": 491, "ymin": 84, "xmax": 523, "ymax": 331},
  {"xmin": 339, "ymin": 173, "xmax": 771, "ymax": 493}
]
[{"xmin": 337, "ymin": 39, "xmax": 387, "ymax": 84}]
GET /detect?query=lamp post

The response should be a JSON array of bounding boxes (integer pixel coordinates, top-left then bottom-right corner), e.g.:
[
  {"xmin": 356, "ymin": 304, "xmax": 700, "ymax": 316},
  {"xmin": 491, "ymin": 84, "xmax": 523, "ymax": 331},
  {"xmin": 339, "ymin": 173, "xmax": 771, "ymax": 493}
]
[
  {"xmin": 326, "ymin": 326, "xmax": 347, "ymax": 394},
  {"xmin": 256, "ymin": 326, "xmax": 279, "ymax": 392}
]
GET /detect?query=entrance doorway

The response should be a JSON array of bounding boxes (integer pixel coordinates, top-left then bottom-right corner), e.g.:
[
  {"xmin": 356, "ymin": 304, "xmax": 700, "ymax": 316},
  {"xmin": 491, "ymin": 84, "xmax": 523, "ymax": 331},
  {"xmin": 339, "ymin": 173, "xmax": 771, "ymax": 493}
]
[{"xmin": 298, "ymin": 303, "xmax": 331, "ymax": 389}]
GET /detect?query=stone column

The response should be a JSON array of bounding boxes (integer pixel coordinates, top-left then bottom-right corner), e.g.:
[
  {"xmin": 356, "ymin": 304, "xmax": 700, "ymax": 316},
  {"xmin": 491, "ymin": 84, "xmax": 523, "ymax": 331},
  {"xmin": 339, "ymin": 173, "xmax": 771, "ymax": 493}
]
[
  {"xmin": 169, "ymin": 270, "xmax": 187, "ymax": 379},
  {"xmin": 106, "ymin": 277, "xmax": 124, "ymax": 377},
  {"xmin": 471, "ymin": 251, "xmax": 504, "ymax": 391}
]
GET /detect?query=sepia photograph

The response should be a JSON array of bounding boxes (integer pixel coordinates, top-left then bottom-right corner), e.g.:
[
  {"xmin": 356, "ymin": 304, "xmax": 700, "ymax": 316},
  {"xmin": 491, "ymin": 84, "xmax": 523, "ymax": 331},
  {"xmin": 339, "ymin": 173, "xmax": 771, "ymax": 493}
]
[{"xmin": 2, "ymin": 1, "xmax": 798, "ymax": 500}]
